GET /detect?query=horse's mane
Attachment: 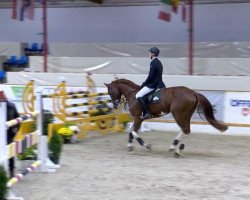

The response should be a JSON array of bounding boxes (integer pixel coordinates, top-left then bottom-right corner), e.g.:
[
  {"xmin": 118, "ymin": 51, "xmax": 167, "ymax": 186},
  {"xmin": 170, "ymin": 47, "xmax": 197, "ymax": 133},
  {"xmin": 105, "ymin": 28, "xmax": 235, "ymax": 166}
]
[{"xmin": 112, "ymin": 79, "xmax": 140, "ymax": 90}]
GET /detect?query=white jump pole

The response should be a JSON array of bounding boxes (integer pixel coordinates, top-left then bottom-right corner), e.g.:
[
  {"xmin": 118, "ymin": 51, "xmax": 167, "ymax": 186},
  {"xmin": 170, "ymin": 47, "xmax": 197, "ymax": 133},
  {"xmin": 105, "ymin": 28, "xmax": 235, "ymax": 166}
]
[
  {"xmin": 36, "ymin": 91, "xmax": 60, "ymax": 172},
  {"xmin": 0, "ymin": 101, "xmax": 8, "ymax": 170}
]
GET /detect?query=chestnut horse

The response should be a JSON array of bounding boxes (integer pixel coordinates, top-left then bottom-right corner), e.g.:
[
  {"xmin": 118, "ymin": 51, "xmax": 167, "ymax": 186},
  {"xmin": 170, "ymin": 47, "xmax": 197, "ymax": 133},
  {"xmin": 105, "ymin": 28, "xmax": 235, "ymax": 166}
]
[{"xmin": 105, "ymin": 79, "xmax": 228, "ymax": 157}]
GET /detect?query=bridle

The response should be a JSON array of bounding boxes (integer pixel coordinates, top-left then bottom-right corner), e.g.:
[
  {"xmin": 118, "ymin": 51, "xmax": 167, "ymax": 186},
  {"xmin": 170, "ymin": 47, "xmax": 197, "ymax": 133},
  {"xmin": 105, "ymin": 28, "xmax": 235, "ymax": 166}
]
[{"xmin": 109, "ymin": 83, "xmax": 121, "ymax": 109}]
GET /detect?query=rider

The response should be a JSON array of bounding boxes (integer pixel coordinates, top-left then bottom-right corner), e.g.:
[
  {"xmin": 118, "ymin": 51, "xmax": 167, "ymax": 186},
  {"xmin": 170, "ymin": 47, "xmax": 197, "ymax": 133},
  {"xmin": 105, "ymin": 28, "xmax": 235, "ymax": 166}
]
[
  {"xmin": 135, "ymin": 47, "xmax": 166, "ymax": 119},
  {"xmin": 0, "ymin": 90, "xmax": 20, "ymax": 178}
]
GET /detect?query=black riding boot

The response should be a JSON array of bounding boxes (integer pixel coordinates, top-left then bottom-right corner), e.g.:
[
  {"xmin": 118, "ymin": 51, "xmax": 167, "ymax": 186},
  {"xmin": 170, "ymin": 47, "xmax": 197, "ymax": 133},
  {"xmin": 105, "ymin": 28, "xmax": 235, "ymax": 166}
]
[{"xmin": 137, "ymin": 97, "xmax": 152, "ymax": 119}]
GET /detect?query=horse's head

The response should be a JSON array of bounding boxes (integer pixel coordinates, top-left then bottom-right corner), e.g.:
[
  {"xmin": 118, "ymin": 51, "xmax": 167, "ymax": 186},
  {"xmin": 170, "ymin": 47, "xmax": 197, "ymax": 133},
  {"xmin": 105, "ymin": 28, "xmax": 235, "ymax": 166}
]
[{"xmin": 104, "ymin": 82, "xmax": 121, "ymax": 109}]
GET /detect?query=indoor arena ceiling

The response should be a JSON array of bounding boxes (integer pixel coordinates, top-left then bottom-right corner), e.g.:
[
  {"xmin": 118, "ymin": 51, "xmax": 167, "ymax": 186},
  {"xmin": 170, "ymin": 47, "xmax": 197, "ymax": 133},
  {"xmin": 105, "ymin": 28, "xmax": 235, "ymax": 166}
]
[{"xmin": 0, "ymin": 0, "xmax": 250, "ymax": 8}]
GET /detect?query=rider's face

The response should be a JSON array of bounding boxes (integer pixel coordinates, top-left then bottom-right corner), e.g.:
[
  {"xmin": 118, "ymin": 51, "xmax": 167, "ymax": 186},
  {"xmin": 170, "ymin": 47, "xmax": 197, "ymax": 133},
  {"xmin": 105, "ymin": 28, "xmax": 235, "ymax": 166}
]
[{"xmin": 150, "ymin": 53, "xmax": 154, "ymax": 59}]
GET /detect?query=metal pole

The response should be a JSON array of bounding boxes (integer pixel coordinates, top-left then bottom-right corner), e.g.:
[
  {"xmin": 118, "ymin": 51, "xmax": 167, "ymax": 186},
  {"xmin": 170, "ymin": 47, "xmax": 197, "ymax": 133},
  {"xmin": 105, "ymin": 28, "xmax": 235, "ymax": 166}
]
[
  {"xmin": 42, "ymin": 0, "xmax": 48, "ymax": 72},
  {"xmin": 188, "ymin": 0, "xmax": 193, "ymax": 75}
]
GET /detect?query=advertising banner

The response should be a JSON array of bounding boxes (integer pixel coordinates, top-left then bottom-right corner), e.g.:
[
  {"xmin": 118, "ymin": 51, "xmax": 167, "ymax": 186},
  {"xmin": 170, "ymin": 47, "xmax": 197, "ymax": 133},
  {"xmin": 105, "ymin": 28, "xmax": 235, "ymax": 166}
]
[
  {"xmin": 224, "ymin": 92, "xmax": 250, "ymax": 124},
  {"xmin": 0, "ymin": 85, "xmax": 25, "ymax": 113},
  {"xmin": 159, "ymin": 90, "xmax": 225, "ymax": 122}
]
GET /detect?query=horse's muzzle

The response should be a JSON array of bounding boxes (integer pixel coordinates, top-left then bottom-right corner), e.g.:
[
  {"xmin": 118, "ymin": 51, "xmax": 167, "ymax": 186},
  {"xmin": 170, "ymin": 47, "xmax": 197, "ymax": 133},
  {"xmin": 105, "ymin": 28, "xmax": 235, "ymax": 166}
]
[{"xmin": 112, "ymin": 100, "xmax": 120, "ymax": 109}]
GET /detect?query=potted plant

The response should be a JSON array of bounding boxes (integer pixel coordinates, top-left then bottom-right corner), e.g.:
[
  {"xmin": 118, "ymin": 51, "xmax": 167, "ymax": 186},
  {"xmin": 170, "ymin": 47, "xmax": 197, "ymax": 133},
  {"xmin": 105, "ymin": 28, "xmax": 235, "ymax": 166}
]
[
  {"xmin": 0, "ymin": 165, "xmax": 8, "ymax": 200},
  {"xmin": 48, "ymin": 132, "xmax": 63, "ymax": 164},
  {"xmin": 43, "ymin": 110, "xmax": 54, "ymax": 136}
]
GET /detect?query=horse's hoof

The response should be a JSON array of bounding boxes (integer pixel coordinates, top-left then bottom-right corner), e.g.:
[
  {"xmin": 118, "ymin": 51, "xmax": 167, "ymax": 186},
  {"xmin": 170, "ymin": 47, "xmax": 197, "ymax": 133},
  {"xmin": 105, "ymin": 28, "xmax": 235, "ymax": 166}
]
[
  {"xmin": 145, "ymin": 144, "xmax": 152, "ymax": 150},
  {"xmin": 174, "ymin": 152, "xmax": 181, "ymax": 158},
  {"xmin": 127, "ymin": 146, "xmax": 134, "ymax": 152}
]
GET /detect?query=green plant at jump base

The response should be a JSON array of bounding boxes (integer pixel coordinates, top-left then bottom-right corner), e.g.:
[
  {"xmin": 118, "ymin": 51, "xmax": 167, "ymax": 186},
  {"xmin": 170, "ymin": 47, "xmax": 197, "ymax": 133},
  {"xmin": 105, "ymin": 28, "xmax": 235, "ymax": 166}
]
[
  {"xmin": 17, "ymin": 145, "xmax": 37, "ymax": 160},
  {"xmin": 43, "ymin": 109, "xmax": 54, "ymax": 135},
  {"xmin": 0, "ymin": 165, "xmax": 8, "ymax": 200},
  {"xmin": 48, "ymin": 132, "xmax": 63, "ymax": 164}
]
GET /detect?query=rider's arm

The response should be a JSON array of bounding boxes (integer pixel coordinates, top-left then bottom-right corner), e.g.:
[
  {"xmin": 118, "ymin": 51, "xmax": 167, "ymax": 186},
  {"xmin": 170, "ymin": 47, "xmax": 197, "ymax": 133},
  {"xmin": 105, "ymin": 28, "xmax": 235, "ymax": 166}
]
[{"xmin": 141, "ymin": 64, "xmax": 156, "ymax": 88}]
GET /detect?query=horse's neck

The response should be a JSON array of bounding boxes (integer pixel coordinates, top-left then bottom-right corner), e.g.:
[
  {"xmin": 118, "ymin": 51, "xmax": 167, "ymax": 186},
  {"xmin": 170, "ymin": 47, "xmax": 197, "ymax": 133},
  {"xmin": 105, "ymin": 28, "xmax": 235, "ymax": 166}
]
[{"xmin": 118, "ymin": 83, "xmax": 138, "ymax": 102}]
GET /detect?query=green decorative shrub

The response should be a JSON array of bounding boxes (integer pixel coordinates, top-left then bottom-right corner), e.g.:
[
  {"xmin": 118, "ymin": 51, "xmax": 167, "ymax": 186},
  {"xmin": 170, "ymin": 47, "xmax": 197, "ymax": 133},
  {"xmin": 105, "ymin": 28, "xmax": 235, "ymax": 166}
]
[
  {"xmin": 17, "ymin": 145, "xmax": 37, "ymax": 160},
  {"xmin": 43, "ymin": 110, "xmax": 54, "ymax": 136},
  {"xmin": 48, "ymin": 132, "xmax": 63, "ymax": 164},
  {"xmin": 0, "ymin": 165, "xmax": 8, "ymax": 200}
]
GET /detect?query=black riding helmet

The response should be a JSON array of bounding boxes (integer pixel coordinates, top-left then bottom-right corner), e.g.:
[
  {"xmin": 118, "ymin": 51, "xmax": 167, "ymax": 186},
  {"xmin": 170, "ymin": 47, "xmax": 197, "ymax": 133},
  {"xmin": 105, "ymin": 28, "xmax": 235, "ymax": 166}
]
[{"xmin": 149, "ymin": 47, "xmax": 160, "ymax": 56}]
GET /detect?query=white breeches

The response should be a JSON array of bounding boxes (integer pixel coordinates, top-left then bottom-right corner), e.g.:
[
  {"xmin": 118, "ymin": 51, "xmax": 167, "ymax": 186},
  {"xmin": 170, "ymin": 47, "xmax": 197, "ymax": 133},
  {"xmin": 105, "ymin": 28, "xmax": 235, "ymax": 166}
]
[{"xmin": 135, "ymin": 86, "xmax": 154, "ymax": 99}]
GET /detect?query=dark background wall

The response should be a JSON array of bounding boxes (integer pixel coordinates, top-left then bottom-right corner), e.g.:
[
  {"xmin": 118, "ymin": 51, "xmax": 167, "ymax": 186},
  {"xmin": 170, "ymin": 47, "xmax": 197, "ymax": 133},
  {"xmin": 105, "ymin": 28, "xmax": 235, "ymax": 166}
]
[{"xmin": 0, "ymin": 3, "xmax": 250, "ymax": 43}]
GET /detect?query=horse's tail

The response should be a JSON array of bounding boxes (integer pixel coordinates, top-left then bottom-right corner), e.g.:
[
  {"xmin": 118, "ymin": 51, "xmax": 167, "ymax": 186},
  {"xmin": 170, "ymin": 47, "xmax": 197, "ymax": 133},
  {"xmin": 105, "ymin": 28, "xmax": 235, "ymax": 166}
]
[{"xmin": 195, "ymin": 92, "xmax": 228, "ymax": 132}]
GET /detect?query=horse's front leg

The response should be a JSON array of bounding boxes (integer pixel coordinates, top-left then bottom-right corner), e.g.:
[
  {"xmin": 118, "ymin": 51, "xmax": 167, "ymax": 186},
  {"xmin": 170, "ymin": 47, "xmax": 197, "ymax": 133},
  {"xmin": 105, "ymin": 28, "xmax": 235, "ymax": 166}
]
[
  {"xmin": 131, "ymin": 118, "xmax": 152, "ymax": 150},
  {"xmin": 127, "ymin": 122, "xmax": 135, "ymax": 151}
]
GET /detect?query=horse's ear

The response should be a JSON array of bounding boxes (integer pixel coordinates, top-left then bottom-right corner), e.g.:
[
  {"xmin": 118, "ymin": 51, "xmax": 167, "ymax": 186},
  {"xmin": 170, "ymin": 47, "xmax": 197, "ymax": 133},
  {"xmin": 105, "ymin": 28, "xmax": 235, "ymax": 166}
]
[{"xmin": 104, "ymin": 83, "xmax": 110, "ymax": 88}]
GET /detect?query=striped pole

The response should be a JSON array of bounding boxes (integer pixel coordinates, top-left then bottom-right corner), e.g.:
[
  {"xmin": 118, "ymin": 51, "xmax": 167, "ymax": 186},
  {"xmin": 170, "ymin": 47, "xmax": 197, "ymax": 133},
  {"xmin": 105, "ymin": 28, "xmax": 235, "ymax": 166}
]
[
  {"xmin": 65, "ymin": 107, "xmax": 112, "ymax": 117},
  {"xmin": 42, "ymin": 90, "xmax": 89, "ymax": 98},
  {"xmin": 7, "ymin": 131, "xmax": 39, "ymax": 159},
  {"xmin": 65, "ymin": 92, "xmax": 108, "ymax": 99},
  {"xmin": 7, "ymin": 160, "xmax": 42, "ymax": 188},
  {"xmin": 5, "ymin": 112, "xmax": 39, "ymax": 128},
  {"xmin": 65, "ymin": 99, "xmax": 112, "ymax": 108}
]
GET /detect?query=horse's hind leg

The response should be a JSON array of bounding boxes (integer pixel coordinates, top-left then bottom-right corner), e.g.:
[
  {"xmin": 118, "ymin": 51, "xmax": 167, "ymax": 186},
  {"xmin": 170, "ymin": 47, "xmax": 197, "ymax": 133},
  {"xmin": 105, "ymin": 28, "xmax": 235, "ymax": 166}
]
[
  {"xmin": 169, "ymin": 131, "xmax": 187, "ymax": 151},
  {"xmin": 131, "ymin": 118, "xmax": 151, "ymax": 150},
  {"xmin": 173, "ymin": 133, "xmax": 189, "ymax": 158},
  {"xmin": 169, "ymin": 99, "xmax": 197, "ymax": 157},
  {"xmin": 170, "ymin": 114, "xmax": 192, "ymax": 157}
]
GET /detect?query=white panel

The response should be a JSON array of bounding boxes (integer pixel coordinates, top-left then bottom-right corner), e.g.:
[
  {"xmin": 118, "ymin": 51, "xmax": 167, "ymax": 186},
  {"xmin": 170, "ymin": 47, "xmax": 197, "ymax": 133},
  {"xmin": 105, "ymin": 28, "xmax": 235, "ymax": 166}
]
[{"xmin": 6, "ymin": 72, "xmax": 250, "ymax": 92}]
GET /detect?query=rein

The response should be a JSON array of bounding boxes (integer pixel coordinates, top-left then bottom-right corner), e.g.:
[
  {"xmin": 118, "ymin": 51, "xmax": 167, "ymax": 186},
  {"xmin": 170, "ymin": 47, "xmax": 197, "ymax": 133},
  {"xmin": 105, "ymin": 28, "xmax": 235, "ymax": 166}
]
[
  {"xmin": 110, "ymin": 83, "xmax": 120, "ymax": 108},
  {"xmin": 110, "ymin": 80, "xmax": 140, "ymax": 110}
]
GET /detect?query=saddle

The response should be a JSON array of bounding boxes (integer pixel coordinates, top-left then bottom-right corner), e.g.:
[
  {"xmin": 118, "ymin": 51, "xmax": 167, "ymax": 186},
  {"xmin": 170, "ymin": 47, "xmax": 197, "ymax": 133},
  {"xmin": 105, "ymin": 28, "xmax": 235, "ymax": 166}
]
[{"xmin": 143, "ymin": 89, "xmax": 162, "ymax": 104}]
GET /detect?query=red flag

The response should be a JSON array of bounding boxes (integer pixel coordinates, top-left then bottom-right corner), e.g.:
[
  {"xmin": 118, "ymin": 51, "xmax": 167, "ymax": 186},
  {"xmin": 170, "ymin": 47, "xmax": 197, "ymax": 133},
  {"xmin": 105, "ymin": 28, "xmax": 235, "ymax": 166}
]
[
  {"xmin": 158, "ymin": 0, "xmax": 172, "ymax": 22},
  {"xmin": 20, "ymin": 0, "xmax": 35, "ymax": 21},
  {"xmin": 158, "ymin": 11, "xmax": 171, "ymax": 22},
  {"xmin": 12, "ymin": 0, "xmax": 34, "ymax": 21}
]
